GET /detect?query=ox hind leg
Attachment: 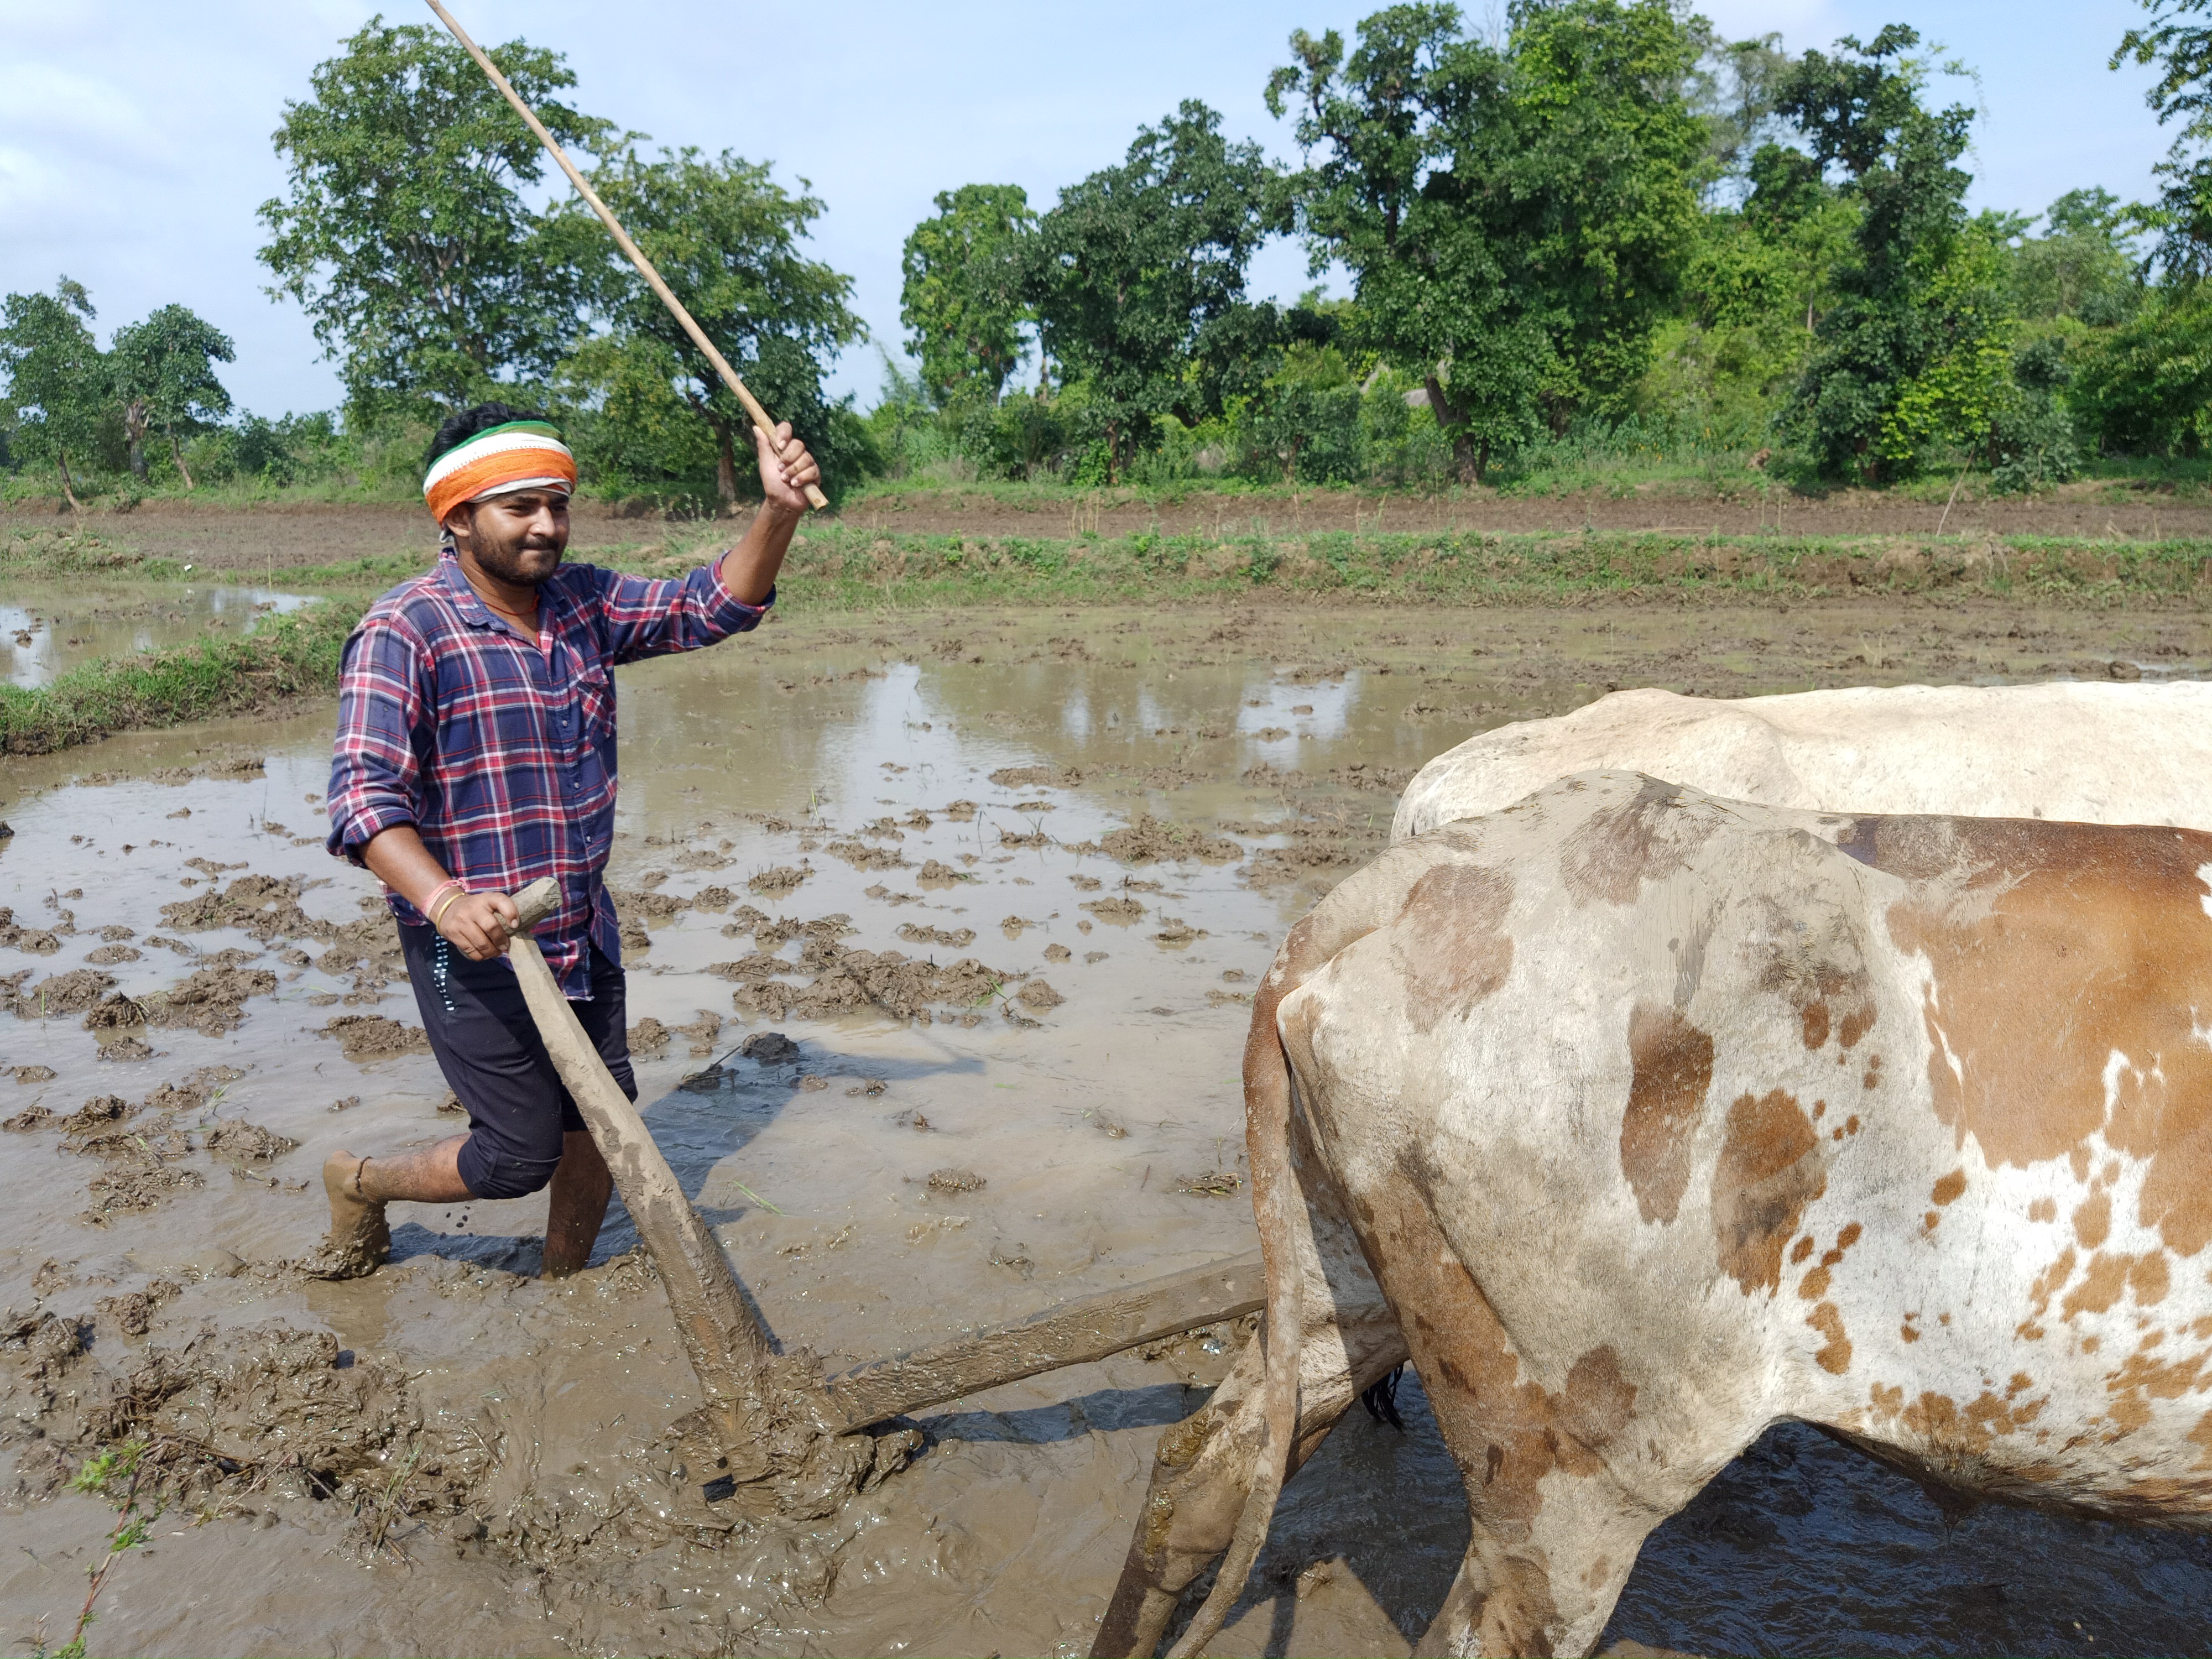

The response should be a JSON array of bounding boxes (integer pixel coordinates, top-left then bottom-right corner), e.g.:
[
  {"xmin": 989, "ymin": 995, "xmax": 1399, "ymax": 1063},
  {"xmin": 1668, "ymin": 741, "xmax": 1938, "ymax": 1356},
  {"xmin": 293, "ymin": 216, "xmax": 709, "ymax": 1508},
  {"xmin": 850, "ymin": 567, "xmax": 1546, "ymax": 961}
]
[
  {"xmin": 1091, "ymin": 1307, "xmax": 1406, "ymax": 1658},
  {"xmin": 1366, "ymin": 1195, "xmax": 1702, "ymax": 1658}
]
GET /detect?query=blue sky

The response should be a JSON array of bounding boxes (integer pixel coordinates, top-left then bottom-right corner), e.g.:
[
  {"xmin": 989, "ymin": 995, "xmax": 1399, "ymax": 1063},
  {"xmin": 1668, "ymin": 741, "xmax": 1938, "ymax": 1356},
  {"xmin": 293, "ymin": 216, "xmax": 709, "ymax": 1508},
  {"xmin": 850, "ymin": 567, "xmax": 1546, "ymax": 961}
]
[{"xmin": 0, "ymin": 0, "xmax": 2177, "ymax": 419}]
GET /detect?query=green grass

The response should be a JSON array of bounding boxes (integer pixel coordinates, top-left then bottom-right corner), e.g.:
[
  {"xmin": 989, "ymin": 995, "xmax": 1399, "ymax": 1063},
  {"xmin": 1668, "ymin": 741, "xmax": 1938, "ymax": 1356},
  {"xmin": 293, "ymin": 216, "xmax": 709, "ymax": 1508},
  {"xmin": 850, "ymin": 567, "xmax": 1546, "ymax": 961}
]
[
  {"xmin": 0, "ymin": 600, "xmax": 361, "ymax": 756},
  {"xmin": 715, "ymin": 524, "xmax": 2212, "ymax": 609}
]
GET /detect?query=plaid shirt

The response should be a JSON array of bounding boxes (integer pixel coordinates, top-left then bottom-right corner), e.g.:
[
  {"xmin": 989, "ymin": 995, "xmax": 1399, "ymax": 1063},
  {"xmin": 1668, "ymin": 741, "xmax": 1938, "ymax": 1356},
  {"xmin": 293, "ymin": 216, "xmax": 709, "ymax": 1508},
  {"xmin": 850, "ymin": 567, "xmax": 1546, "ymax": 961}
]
[{"xmin": 326, "ymin": 549, "xmax": 771, "ymax": 997}]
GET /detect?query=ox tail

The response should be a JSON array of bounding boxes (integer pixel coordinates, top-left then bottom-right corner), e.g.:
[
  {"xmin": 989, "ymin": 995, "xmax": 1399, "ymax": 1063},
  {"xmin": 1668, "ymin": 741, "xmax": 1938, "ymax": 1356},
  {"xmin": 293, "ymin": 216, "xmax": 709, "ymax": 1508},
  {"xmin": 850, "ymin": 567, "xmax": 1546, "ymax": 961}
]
[{"xmin": 1164, "ymin": 863, "xmax": 1397, "ymax": 1658}]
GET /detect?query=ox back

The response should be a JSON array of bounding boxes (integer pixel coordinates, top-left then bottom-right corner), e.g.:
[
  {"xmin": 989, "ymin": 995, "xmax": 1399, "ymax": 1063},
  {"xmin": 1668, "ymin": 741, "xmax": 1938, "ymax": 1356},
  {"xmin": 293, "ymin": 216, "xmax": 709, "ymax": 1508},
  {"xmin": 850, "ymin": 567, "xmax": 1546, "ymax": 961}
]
[
  {"xmin": 1105, "ymin": 770, "xmax": 2212, "ymax": 1659},
  {"xmin": 1392, "ymin": 681, "xmax": 2212, "ymax": 842}
]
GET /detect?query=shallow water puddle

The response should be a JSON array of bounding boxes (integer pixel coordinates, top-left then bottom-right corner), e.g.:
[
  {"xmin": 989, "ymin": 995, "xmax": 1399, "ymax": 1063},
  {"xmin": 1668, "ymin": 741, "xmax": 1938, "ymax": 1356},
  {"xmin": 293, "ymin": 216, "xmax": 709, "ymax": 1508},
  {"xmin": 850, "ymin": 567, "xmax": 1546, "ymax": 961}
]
[
  {"xmin": 2, "ymin": 601, "xmax": 2210, "ymax": 1656},
  {"xmin": 0, "ymin": 582, "xmax": 315, "ymax": 688}
]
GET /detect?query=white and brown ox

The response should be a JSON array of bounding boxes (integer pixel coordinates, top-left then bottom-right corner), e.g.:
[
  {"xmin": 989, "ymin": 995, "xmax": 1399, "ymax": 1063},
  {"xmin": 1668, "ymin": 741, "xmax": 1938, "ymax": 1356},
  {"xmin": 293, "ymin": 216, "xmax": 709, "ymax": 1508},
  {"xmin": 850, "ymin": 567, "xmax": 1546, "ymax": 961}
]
[
  {"xmin": 1094, "ymin": 770, "xmax": 2212, "ymax": 1657},
  {"xmin": 1393, "ymin": 681, "xmax": 2212, "ymax": 841}
]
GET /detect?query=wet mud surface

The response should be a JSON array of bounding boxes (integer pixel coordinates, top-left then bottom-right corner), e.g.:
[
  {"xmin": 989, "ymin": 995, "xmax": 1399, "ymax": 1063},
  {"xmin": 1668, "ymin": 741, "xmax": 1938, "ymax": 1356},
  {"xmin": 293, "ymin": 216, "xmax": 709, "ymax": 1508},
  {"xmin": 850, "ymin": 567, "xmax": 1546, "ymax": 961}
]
[{"xmin": 1, "ymin": 598, "xmax": 2210, "ymax": 1655}]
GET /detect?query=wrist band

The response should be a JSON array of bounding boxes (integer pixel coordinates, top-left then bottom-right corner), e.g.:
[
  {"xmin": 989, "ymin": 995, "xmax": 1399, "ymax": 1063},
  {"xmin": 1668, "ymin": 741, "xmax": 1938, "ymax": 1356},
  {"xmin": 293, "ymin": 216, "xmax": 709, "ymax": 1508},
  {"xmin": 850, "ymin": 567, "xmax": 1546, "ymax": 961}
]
[{"xmin": 426, "ymin": 882, "xmax": 466, "ymax": 926}]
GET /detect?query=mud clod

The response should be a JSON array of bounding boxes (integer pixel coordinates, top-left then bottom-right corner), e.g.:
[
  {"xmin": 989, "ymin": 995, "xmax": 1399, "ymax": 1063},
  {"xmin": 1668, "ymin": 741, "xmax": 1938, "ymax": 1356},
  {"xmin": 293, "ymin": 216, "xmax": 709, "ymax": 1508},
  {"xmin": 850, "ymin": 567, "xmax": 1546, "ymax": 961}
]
[
  {"xmin": 1091, "ymin": 817, "xmax": 1241, "ymax": 865},
  {"xmin": 739, "ymin": 1031, "xmax": 803, "ymax": 1065},
  {"xmin": 205, "ymin": 1120, "xmax": 300, "ymax": 1162},
  {"xmin": 926, "ymin": 1168, "xmax": 987, "ymax": 1193},
  {"xmin": 14, "ymin": 968, "xmax": 117, "ymax": 1018},
  {"xmin": 1081, "ymin": 896, "xmax": 1146, "ymax": 926},
  {"xmin": 318, "ymin": 1015, "xmax": 431, "ymax": 1061}
]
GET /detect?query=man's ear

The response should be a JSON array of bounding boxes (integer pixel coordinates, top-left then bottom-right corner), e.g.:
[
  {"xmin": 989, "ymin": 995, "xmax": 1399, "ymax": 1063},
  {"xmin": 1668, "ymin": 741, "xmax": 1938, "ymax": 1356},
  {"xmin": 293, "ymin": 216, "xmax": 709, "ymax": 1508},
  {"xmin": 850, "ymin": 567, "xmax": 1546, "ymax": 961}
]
[{"xmin": 441, "ymin": 504, "xmax": 474, "ymax": 546}]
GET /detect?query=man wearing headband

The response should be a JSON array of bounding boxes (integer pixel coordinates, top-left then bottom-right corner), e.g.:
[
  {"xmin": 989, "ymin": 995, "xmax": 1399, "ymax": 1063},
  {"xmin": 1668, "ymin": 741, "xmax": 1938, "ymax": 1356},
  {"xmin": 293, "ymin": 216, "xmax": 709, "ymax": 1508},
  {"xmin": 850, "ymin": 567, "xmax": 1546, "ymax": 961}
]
[{"xmin": 313, "ymin": 400, "xmax": 820, "ymax": 1278}]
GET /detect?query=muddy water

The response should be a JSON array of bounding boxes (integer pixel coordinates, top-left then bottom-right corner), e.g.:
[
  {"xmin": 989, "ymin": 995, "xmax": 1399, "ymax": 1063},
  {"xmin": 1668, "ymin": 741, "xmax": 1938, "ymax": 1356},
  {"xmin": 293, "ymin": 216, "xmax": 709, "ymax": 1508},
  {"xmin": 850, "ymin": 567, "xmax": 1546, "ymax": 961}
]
[
  {"xmin": 1, "ymin": 598, "xmax": 2209, "ymax": 1657},
  {"xmin": 1, "ymin": 583, "xmax": 315, "ymax": 688}
]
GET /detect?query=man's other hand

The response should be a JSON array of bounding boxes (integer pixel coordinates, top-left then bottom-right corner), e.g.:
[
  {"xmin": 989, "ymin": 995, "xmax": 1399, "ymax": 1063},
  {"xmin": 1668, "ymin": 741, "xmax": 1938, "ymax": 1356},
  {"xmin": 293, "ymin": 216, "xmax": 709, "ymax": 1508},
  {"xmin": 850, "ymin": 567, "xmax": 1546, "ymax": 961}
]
[
  {"xmin": 753, "ymin": 421, "xmax": 821, "ymax": 514},
  {"xmin": 437, "ymin": 890, "xmax": 522, "ymax": 961}
]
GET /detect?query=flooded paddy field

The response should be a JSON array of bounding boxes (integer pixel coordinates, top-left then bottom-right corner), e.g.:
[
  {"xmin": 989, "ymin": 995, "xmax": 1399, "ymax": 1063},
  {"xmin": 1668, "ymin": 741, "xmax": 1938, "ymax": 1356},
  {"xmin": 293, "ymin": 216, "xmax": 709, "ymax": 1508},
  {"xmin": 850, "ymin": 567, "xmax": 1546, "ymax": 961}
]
[{"xmin": 1, "ymin": 596, "xmax": 2210, "ymax": 1656}]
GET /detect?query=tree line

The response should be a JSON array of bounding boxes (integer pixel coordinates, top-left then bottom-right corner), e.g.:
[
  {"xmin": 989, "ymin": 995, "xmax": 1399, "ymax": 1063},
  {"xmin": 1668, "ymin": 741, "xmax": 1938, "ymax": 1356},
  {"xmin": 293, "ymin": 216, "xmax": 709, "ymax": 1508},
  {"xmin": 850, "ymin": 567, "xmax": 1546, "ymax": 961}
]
[
  {"xmin": 5, "ymin": 2, "xmax": 2212, "ymax": 508},
  {"xmin": 891, "ymin": 1, "xmax": 2212, "ymax": 491}
]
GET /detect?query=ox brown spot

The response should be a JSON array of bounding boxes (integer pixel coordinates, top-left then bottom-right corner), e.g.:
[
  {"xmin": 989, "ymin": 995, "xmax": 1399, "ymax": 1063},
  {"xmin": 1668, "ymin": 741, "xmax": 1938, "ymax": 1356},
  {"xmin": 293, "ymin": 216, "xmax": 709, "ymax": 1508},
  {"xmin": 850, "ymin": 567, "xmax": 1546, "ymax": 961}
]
[
  {"xmin": 1711, "ymin": 1089, "xmax": 1825, "ymax": 1295},
  {"xmin": 2062, "ymin": 1251, "xmax": 2132, "ymax": 1319},
  {"xmin": 2130, "ymin": 1251, "xmax": 2173, "ymax": 1305},
  {"xmin": 1901, "ymin": 1320, "xmax": 1920, "ymax": 1343},
  {"xmin": 1619, "ymin": 1003, "xmax": 1714, "ymax": 1224},
  {"xmin": 2029, "ymin": 1197, "xmax": 2058, "ymax": 1223},
  {"xmin": 2188, "ymin": 1410, "xmax": 2212, "ymax": 1470},
  {"xmin": 1798, "ymin": 1223, "xmax": 1865, "ymax": 1300},
  {"xmin": 2075, "ymin": 1190, "xmax": 2112, "ymax": 1250},
  {"xmin": 1558, "ymin": 775, "xmax": 1706, "ymax": 907},
  {"xmin": 2106, "ymin": 1339, "xmax": 2212, "ymax": 1407},
  {"xmin": 1790, "ymin": 1235, "xmax": 1817, "ymax": 1265},
  {"xmin": 1392, "ymin": 863, "xmax": 1514, "ymax": 1035},
  {"xmin": 2029, "ymin": 1248, "xmax": 2077, "ymax": 1317},
  {"xmin": 1550, "ymin": 1345, "xmax": 1639, "ymax": 1477},
  {"xmin": 1875, "ymin": 816, "xmax": 2212, "ymax": 1256},
  {"xmin": 1808, "ymin": 1302, "xmax": 1853, "ymax": 1373},
  {"xmin": 1933, "ymin": 1169, "xmax": 1968, "ymax": 1206}
]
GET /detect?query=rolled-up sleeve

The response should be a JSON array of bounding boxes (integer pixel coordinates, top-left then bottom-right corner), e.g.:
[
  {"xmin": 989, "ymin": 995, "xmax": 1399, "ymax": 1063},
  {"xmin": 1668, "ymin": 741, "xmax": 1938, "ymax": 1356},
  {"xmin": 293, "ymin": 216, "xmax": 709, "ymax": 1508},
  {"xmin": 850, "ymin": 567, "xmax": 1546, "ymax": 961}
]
[
  {"xmin": 596, "ymin": 557, "xmax": 773, "ymax": 665},
  {"xmin": 326, "ymin": 614, "xmax": 430, "ymax": 865}
]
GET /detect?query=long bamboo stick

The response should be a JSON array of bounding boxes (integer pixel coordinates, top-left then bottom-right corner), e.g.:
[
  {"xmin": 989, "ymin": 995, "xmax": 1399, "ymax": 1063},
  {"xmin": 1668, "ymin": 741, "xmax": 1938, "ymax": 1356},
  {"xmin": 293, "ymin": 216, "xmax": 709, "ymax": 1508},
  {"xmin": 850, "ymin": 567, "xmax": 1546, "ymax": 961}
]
[
  {"xmin": 425, "ymin": 0, "xmax": 830, "ymax": 512},
  {"xmin": 505, "ymin": 879, "xmax": 778, "ymax": 1431}
]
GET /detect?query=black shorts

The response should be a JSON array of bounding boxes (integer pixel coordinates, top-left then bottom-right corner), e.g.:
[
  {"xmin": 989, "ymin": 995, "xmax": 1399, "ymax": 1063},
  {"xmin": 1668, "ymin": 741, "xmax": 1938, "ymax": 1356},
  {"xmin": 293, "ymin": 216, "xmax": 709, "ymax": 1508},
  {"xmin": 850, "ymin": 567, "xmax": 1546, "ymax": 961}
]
[{"xmin": 400, "ymin": 924, "xmax": 636, "ymax": 1201}]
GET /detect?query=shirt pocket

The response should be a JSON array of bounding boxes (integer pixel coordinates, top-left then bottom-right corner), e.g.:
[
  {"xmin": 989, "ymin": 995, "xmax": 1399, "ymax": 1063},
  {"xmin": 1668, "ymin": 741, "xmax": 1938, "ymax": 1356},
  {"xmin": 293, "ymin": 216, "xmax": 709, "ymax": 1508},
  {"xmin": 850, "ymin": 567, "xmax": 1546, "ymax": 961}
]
[{"xmin": 572, "ymin": 660, "xmax": 615, "ymax": 744}]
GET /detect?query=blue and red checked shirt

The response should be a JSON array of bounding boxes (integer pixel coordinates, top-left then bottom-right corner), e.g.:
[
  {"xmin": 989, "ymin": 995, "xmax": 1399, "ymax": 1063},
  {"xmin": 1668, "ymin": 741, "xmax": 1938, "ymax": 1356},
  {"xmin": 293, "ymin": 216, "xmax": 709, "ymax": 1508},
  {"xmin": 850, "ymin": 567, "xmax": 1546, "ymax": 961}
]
[{"xmin": 326, "ymin": 549, "xmax": 771, "ymax": 997}]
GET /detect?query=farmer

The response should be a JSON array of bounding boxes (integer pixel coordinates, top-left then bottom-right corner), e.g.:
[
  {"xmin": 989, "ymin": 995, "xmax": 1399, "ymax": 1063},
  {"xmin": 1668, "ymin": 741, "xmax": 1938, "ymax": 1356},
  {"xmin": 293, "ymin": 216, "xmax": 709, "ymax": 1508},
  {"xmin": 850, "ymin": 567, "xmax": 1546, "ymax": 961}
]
[{"xmin": 311, "ymin": 400, "xmax": 818, "ymax": 1279}]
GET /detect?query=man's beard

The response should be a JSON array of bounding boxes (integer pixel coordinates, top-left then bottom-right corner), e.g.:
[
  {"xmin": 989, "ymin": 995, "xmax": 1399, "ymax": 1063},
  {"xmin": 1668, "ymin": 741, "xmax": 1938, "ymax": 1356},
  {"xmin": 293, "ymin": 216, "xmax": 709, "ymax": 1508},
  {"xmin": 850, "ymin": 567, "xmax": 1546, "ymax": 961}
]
[{"xmin": 471, "ymin": 524, "xmax": 566, "ymax": 587}]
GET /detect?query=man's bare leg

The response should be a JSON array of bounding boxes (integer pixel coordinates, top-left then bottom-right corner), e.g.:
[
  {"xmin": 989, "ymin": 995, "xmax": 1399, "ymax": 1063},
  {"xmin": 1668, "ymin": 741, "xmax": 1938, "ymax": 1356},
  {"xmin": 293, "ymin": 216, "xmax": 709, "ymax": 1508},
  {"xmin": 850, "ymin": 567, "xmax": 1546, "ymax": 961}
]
[
  {"xmin": 542, "ymin": 1130, "xmax": 613, "ymax": 1277},
  {"xmin": 306, "ymin": 1136, "xmax": 469, "ymax": 1279}
]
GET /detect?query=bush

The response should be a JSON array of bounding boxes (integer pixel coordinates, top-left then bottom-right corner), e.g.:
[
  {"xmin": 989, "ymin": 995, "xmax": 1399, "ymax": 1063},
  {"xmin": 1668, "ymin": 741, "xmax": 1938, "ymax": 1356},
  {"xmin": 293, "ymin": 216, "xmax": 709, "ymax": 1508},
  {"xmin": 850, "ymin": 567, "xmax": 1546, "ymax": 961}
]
[
  {"xmin": 2070, "ymin": 288, "xmax": 2212, "ymax": 457},
  {"xmin": 1986, "ymin": 335, "xmax": 2079, "ymax": 493}
]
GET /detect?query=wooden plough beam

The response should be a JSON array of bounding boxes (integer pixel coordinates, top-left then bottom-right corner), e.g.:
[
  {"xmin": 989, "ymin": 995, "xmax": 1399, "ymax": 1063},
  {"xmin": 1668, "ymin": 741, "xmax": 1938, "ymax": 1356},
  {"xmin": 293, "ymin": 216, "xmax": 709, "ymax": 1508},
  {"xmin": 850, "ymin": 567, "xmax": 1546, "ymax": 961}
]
[{"xmin": 505, "ymin": 879, "xmax": 1262, "ymax": 1472}]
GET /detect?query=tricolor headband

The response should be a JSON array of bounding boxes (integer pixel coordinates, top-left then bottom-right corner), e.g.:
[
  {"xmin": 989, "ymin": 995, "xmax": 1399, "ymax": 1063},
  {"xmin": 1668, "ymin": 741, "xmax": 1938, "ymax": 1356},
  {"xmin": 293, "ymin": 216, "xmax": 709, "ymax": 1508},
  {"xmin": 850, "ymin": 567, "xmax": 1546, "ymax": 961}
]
[{"xmin": 423, "ymin": 420, "xmax": 577, "ymax": 524}]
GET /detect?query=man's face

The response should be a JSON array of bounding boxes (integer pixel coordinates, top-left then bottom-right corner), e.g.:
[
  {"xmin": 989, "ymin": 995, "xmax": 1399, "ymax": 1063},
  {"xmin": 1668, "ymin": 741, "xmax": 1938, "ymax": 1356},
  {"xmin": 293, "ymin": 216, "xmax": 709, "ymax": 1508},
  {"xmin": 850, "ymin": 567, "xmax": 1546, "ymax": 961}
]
[{"xmin": 445, "ymin": 488, "xmax": 570, "ymax": 587}]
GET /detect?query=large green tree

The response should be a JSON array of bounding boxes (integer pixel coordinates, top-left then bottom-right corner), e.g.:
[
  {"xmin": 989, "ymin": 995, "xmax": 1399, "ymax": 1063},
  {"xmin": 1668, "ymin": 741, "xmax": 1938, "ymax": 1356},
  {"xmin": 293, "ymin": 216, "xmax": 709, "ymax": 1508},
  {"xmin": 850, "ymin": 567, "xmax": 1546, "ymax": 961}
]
[
  {"xmin": 2011, "ymin": 189, "xmax": 2140, "ymax": 324},
  {"xmin": 257, "ymin": 17, "xmax": 611, "ymax": 422},
  {"xmin": 1775, "ymin": 25, "xmax": 2002, "ymax": 479},
  {"xmin": 901, "ymin": 184, "xmax": 1037, "ymax": 407},
  {"xmin": 2116, "ymin": 0, "xmax": 2212, "ymax": 281},
  {"xmin": 1270, "ymin": 1, "xmax": 1705, "ymax": 480},
  {"xmin": 564, "ymin": 145, "xmax": 867, "ymax": 506},
  {"xmin": 110, "ymin": 305, "xmax": 235, "ymax": 488},
  {"xmin": 1026, "ymin": 101, "xmax": 1289, "ymax": 481},
  {"xmin": 0, "ymin": 279, "xmax": 108, "ymax": 508}
]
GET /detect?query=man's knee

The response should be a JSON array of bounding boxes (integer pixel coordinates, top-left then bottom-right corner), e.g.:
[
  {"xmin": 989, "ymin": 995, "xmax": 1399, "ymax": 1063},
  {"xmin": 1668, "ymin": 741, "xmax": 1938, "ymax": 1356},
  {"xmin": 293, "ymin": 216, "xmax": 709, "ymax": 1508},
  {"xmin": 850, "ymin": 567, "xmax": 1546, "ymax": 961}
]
[{"xmin": 456, "ymin": 1137, "xmax": 562, "ymax": 1201}]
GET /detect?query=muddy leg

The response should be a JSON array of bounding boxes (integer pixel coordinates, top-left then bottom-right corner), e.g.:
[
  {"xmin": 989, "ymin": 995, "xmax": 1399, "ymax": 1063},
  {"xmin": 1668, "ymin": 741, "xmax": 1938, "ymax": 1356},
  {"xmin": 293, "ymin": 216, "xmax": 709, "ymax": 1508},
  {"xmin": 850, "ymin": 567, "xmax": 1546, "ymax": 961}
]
[
  {"xmin": 1412, "ymin": 1496, "xmax": 1660, "ymax": 1659},
  {"xmin": 1091, "ymin": 1312, "xmax": 1406, "ymax": 1658},
  {"xmin": 299, "ymin": 1137, "xmax": 470, "ymax": 1280},
  {"xmin": 540, "ymin": 1129, "xmax": 613, "ymax": 1277}
]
